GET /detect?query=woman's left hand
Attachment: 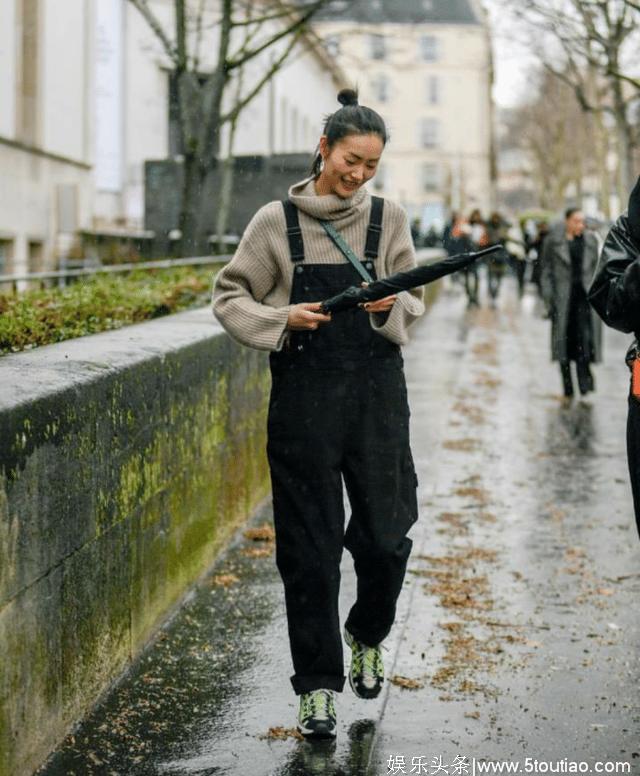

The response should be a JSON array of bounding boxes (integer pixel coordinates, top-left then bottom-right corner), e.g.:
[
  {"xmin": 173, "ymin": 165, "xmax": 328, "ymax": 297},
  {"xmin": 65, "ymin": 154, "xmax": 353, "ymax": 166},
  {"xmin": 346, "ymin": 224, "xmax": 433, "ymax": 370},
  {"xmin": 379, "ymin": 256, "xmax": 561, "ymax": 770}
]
[
  {"xmin": 361, "ymin": 295, "xmax": 397, "ymax": 313},
  {"xmin": 358, "ymin": 282, "xmax": 397, "ymax": 313}
]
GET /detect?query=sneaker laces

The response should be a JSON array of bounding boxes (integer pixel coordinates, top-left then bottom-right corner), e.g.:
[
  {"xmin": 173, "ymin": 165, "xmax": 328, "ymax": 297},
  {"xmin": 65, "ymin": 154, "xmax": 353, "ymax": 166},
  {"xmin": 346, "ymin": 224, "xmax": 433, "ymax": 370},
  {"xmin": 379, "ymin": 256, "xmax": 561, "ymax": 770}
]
[
  {"xmin": 351, "ymin": 639, "xmax": 383, "ymax": 680},
  {"xmin": 301, "ymin": 689, "xmax": 334, "ymax": 721}
]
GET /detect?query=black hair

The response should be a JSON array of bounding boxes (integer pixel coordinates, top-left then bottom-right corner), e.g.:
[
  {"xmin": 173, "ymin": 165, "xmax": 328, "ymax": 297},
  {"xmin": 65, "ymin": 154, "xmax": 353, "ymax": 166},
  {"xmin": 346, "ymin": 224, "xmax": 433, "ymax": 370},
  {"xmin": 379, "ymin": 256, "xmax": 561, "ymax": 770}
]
[
  {"xmin": 565, "ymin": 207, "xmax": 581, "ymax": 220},
  {"xmin": 310, "ymin": 88, "xmax": 388, "ymax": 177}
]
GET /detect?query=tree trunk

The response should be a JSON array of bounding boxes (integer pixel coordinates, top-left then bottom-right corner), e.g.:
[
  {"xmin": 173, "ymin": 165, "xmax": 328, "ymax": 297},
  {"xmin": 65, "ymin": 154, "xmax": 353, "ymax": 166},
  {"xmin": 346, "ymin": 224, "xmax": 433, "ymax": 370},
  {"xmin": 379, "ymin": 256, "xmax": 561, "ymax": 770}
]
[
  {"xmin": 610, "ymin": 68, "xmax": 635, "ymax": 201},
  {"xmin": 179, "ymin": 152, "xmax": 206, "ymax": 256},
  {"xmin": 593, "ymin": 110, "xmax": 611, "ymax": 219}
]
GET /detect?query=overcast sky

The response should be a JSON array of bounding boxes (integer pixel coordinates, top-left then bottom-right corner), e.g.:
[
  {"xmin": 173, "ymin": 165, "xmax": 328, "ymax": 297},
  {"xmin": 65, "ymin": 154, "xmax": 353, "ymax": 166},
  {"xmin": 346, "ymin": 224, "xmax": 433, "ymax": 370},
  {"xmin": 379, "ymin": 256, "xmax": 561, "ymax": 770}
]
[{"xmin": 482, "ymin": 0, "xmax": 536, "ymax": 109}]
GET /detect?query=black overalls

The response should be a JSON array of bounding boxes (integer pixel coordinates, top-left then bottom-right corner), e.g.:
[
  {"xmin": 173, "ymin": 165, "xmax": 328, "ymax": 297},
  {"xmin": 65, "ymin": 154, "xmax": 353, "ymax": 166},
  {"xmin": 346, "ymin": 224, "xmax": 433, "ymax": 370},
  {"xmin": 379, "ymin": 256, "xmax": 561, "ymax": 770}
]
[{"xmin": 267, "ymin": 197, "xmax": 419, "ymax": 695}]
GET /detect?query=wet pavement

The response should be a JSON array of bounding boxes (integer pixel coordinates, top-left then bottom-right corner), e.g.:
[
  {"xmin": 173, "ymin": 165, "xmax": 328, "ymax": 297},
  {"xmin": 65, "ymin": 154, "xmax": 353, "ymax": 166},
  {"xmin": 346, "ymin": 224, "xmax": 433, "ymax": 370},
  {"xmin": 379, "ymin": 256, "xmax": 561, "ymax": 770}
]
[{"xmin": 39, "ymin": 276, "xmax": 640, "ymax": 776}]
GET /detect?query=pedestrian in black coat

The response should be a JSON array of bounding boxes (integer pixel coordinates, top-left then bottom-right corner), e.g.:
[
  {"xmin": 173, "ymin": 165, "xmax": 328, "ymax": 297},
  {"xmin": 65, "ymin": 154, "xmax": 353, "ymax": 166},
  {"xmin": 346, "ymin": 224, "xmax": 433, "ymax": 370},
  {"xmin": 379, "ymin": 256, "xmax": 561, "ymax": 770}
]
[
  {"xmin": 541, "ymin": 208, "xmax": 602, "ymax": 398},
  {"xmin": 588, "ymin": 176, "xmax": 640, "ymax": 536}
]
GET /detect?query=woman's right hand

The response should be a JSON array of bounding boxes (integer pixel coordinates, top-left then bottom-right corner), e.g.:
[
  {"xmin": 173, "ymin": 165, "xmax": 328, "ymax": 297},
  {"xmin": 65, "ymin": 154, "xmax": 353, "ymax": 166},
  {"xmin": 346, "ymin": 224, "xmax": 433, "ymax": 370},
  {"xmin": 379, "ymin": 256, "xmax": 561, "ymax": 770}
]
[{"xmin": 286, "ymin": 303, "xmax": 332, "ymax": 331}]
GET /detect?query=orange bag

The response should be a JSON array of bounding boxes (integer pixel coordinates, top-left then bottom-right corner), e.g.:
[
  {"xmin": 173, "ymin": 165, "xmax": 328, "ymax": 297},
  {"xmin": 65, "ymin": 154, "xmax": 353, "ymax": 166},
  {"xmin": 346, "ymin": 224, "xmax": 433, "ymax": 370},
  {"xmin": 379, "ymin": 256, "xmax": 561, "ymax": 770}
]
[{"xmin": 632, "ymin": 356, "xmax": 640, "ymax": 400}]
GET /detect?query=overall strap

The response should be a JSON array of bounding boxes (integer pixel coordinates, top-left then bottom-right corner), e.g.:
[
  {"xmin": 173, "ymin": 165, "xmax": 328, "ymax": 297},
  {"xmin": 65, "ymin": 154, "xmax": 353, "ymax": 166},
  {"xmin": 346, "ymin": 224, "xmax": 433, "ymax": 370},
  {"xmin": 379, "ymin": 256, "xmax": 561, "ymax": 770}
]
[
  {"xmin": 364, "ymin": 196, "xmax": 384, "ymax": 259},
  {"xmin": 282, "ymin": 200, "xmax": 305, "ymax": 262}
]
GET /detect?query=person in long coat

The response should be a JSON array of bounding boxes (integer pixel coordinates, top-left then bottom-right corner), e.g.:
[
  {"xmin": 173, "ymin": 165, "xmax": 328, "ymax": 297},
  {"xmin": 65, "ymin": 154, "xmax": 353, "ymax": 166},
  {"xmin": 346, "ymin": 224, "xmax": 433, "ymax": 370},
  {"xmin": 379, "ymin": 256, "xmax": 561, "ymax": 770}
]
[{"xmin": 540, "ymin": 208, "xmax": 603, "ymax": 398}]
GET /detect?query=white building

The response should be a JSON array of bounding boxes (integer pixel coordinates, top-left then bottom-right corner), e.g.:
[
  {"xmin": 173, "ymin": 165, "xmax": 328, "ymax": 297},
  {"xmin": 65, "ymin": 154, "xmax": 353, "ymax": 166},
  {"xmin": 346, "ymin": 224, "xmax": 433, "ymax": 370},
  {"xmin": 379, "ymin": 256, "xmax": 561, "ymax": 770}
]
[
  {"xmin": 0, "ymin": 0, "xmax": 93, "ymax": 277},
  {"xmin": 314, "ymin": 0, "xmax": 495, "ymax": 227},
  {"xmin": 0, "ymin": 0, "xmax": 343, "ymax": 276}
]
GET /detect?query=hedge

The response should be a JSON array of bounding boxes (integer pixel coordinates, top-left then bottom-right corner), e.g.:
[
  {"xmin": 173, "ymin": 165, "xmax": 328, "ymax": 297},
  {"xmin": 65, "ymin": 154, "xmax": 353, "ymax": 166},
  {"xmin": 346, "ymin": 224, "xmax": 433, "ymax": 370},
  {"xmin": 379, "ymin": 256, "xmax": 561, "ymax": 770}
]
[{"xmin": 0, "ymin": 265, "xmax": 222, "ymax": 355}]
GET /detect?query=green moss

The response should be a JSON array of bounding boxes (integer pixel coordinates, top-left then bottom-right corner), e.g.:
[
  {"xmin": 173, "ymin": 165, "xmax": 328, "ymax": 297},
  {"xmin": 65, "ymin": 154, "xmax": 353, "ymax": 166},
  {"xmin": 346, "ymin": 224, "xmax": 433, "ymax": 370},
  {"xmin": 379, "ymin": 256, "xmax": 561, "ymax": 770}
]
[{"xmin": 1, "ymin": 334, "xmax": 271, "ymax": 776}]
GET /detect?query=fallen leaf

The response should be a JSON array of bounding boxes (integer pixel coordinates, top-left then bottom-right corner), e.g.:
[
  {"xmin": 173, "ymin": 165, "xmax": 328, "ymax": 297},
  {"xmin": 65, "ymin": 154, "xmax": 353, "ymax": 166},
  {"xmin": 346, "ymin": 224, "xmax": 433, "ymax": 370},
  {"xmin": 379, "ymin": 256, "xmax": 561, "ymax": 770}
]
[
  {"xmin": 212, "ymin": 573, "xmax": 240, "ymax": 588},
  {"xmin": 259, "ymin": 726, "xmax": 304, "ymax": 741},
  {"xmin": 390, "ymin": 675, "xmax": 424, "ymax": 690},
  {"xmin": 243, "ymin": 524, "xmax": 275, "ymax": 542},
  {"xmin": 241, "ymin": 546, "xmax": 273, "ymax": 559}
]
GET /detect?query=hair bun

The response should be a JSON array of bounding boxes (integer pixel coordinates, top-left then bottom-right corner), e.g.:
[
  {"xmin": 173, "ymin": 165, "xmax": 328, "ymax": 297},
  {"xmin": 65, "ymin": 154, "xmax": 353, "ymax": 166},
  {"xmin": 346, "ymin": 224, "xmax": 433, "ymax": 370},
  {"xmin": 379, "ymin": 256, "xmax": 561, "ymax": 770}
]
[{"xmin": 337, "ymin": 88, "xmax": 359, "ymax": 107}]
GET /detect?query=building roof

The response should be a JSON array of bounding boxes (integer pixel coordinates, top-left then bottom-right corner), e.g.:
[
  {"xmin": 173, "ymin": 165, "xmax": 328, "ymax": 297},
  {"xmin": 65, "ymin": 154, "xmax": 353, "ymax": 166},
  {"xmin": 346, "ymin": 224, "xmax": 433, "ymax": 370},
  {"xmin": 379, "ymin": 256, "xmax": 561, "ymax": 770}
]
[{"xmin": 313, "ymin": 0, "xmax": 482, "ymax": 25}]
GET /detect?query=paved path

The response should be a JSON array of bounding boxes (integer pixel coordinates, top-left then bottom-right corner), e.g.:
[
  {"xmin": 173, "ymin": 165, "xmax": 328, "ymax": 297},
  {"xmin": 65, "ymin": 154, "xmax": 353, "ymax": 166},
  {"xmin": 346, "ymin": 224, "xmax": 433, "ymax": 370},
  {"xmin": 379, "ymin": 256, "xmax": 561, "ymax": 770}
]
[{"xmin": 40, "ymin": 278, "xmax": 640, "ymax": 776}]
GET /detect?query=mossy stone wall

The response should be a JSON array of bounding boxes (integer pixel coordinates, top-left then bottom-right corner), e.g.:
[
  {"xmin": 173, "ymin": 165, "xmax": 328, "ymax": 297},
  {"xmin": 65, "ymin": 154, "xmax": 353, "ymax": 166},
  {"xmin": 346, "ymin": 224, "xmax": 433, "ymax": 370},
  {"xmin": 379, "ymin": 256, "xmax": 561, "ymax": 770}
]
[{"xmin": 0, "ymin": 309, "xmax": 270, "ymax": 776}]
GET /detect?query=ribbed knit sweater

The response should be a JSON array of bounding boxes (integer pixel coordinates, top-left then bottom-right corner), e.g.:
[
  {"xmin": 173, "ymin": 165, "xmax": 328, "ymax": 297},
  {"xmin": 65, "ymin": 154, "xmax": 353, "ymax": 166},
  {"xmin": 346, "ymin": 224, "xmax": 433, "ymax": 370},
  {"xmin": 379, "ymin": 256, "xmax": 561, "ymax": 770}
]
[{"xmin": 212, "ymin": 177, "xmax": 425, "ymax": 351}]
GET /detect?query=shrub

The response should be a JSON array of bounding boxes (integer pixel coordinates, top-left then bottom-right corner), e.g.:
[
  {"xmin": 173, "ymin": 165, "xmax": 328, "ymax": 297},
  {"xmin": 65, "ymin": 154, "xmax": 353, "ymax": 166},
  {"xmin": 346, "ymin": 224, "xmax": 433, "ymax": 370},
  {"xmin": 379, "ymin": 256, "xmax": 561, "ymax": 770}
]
[{"xmin": 0, "ymin": 265, "xmax": 221, "ymax": 355}]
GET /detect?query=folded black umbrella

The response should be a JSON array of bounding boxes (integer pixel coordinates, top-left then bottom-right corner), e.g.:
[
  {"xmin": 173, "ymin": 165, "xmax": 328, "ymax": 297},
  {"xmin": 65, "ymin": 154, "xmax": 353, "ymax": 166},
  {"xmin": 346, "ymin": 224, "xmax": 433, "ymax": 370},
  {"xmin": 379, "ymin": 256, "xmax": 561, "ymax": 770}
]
[{"xmin": 320, "ymin": 244, "xmax": 503, "ymax": 313}]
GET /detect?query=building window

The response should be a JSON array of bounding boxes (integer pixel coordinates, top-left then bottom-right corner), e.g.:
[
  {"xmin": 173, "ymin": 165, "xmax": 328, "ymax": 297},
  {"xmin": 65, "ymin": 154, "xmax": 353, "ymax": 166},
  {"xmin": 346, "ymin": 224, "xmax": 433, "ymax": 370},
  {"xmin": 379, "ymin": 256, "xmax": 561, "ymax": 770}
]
[
  {"xmin": 0, "ymin": 240, "xmax": 14, "ymax": 275},
  {"xmin": 420, "ymin": 35, "xmax": 438, "ymax": 62},
  {"xmin": 28, "ymin": 240, "xmax": 44, "ymax": 273},
  {"xmin": 426, "ymin": 75, "xmax": 439, "ymax": 105},
  {"xmin": 422, "ymin": 163, "xmax": 440, "ymax": 192},
  {"xmin": 324, "ymin": 35, "xmax": 340, "ymax": 57},
  {"xmin": 370, "ymin": 34, "xmax": 386, "ymax": 60},
  {"xmin": 420, "ymin": 118, "xmax": 439, "ymax": 149},
  {"xmin": 371, "ymin": 74, "xmax": 389, "ymax": 103}
]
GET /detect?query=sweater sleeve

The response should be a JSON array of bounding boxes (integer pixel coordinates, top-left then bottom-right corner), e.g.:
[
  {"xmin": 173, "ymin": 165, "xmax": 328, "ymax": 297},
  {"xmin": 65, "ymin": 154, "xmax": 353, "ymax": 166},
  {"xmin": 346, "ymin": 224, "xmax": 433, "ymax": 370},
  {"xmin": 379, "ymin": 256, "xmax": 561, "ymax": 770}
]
[
  {"xmin": 370, "ymin": 204, "xmax": 426, "ymax": 345},
  {"xmin": 212, "ymin": 205, "xmax": 291, "ymax": 351}
]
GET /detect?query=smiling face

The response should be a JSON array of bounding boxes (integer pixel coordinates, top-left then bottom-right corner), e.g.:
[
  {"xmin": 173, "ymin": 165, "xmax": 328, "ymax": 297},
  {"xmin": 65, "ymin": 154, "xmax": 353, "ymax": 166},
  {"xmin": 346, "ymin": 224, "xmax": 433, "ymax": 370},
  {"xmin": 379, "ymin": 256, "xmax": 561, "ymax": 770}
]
[{"xmin": 314, "ymin": 133, "xmax": 384, "ymax": 198}]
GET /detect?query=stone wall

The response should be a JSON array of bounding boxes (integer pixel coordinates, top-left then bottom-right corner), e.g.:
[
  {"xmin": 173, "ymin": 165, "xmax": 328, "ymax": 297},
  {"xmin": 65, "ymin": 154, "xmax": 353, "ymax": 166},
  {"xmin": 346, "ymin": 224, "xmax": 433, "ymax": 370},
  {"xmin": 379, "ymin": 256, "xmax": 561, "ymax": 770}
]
[{"xmin": 0, "ymin": 309, "xmax": 270, "ymax": 776}]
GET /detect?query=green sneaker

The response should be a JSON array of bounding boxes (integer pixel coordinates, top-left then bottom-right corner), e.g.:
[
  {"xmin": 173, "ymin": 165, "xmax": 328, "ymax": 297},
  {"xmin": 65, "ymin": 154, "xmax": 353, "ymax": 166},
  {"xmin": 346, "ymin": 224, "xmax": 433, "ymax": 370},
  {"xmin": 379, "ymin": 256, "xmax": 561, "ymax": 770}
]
[
  {"xmin": 344, "ymin": 627, "xmax": 384, "ymax": 699},
  {"xmin": 297, "ymin": 689, "xmax": 337, "ymax": 739}
]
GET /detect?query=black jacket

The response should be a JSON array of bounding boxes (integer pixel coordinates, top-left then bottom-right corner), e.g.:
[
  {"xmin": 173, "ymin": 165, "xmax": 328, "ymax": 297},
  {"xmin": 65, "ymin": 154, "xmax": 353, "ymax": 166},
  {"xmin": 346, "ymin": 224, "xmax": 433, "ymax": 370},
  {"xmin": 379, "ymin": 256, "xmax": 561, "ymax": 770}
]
[{"xmin": 588, "ymin": 177, "xmax": 640, "ymax": 354}]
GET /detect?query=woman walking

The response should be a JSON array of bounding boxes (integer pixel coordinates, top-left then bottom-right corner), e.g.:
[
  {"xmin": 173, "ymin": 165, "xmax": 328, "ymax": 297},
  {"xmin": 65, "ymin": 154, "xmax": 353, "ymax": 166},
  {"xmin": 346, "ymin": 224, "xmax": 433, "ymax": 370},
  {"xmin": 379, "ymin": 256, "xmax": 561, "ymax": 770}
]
[{"xmin": 213, "ymin": 89, "xmax": 424, "ymax": 739}]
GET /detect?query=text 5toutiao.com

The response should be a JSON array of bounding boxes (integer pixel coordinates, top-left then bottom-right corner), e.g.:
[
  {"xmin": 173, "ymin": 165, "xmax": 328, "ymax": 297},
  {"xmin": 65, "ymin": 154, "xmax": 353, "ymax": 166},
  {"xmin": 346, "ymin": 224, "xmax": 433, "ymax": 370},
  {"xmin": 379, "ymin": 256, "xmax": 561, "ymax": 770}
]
[{"xmin": 385, "ymin": 757, "xmax": 632, "ymax": 775}]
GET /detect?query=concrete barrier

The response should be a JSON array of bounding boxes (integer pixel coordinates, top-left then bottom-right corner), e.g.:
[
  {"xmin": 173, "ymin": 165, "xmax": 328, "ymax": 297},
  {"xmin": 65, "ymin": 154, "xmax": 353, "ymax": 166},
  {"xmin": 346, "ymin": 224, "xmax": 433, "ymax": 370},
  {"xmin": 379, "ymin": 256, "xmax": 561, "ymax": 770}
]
[{"xmin": 0, "ymin": 308, "xmax": 271, "ymax": 776}]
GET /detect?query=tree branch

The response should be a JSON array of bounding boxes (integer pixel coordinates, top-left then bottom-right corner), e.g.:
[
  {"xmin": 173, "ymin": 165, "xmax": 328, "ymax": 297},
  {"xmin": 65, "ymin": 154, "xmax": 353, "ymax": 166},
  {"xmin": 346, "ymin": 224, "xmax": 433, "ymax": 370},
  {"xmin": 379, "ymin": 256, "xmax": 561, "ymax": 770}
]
[
  {"xmin": 231, "ymin": 5, "xmax": 304, "ymax": 27},
  {"xmin": 226, "ymin": 0, "xmax": 328, "ymax": 71},
  {"xmin": 176, "ymin": 0, "xmax": 187, "ymax": 70},
  {"xmin": 127, "ymin": 0, "xmax": 177, "ymax": 63},
  {"xmin": 220, "ymin": 28, "xmax": 301, "ymax": 125}
]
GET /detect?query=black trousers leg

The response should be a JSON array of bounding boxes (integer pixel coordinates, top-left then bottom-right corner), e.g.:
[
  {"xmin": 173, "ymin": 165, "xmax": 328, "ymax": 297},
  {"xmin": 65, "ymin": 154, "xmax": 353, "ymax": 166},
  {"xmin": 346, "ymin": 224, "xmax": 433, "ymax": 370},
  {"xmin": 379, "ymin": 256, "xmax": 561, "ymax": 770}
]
[
  {"xmin": 488, "ymin": 267, "xmax": 500, "ymax": 300},
  {"xmin": 465, "ymin": 267, "xmax": 479, "ymax": 305},
  {"xmin": 342, "ymin": 367, "xmax": 418, "ymax": 647},
  {"xmin": 267, "ymin": 370, "xmax": 348, "ymax": 695},
  {"xmin": 576, "ymin": 358, "xmax": 594, "ymax": 394},
  {"xmin": 560, "ymin": 360, "xmax": 574, "ymax": 397},
  {"xmin": 627, "ymin": 396, "xmax": 640, "ymax": 538},
  {"xmin": 627, "ymin": 396, "xmax": 640, "ymax": 539}
]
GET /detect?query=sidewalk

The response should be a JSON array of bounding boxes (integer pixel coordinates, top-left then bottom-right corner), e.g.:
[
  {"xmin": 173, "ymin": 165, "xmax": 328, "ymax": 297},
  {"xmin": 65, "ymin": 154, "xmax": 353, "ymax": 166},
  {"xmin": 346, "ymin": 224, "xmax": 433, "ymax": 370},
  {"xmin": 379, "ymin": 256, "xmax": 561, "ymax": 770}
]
[{"xmin": 39, "ymin": 278, "xmax": 640, "ymax": 776}]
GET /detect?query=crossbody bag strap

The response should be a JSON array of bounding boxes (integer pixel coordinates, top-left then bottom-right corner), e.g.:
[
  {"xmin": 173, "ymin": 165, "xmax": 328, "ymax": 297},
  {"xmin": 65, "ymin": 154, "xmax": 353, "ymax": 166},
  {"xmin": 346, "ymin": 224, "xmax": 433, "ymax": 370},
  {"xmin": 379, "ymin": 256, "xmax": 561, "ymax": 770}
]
[{"xmin": 320, "ymin": 220, "xmax": 374, "ymax": 284}]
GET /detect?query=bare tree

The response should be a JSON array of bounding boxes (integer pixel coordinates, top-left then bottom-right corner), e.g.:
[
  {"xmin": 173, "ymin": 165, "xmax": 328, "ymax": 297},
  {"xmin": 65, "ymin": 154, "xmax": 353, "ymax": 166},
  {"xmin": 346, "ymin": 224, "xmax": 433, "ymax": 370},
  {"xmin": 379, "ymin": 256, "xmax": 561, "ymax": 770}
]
[
  {"xmin": 128, "ymin": 0, "xmax": 331, "ymax": 254},
  {"xmin": 497, "ymin": 0, "xmax": 640, "ymax": 200},
  {"xmin": 503, "ymin": 67, "xmax": 602, "ymax": 212}
]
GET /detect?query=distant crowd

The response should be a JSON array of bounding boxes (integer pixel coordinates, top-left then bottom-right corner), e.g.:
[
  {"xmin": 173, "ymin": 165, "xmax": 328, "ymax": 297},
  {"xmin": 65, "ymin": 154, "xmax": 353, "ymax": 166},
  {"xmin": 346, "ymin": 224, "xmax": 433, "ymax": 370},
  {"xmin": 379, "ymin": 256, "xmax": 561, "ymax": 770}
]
[{"xmin": 411, "ymin": 210, "xmax": 552, "ymax": 308}]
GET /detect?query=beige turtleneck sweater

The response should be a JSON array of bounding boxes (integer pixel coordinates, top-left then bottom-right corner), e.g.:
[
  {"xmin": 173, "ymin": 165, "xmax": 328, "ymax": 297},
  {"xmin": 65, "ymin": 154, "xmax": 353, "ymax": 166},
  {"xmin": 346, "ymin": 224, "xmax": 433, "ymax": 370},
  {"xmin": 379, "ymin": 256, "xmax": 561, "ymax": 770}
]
[{"xmin": 212, "ymin": 177, "xmax": 425, "ymax": 351}]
